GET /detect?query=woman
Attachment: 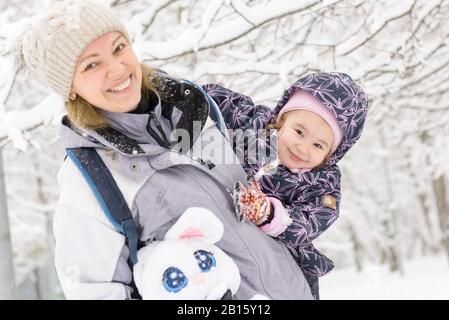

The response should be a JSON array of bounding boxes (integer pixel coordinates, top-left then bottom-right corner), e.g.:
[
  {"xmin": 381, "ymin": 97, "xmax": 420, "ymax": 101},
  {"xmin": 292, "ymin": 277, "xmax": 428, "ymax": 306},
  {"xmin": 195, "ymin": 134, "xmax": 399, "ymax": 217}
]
[{"xmin": 16, "ymin": 0, "xmax": 313, "ymax": 300}]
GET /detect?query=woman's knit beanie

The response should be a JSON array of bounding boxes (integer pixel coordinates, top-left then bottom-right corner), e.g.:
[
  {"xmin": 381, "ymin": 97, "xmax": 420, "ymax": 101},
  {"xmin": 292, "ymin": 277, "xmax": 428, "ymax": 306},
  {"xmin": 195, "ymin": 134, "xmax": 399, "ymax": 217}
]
[{"xmin": 15, "ymin": 0, "xmax": 129, "ymax": 100}]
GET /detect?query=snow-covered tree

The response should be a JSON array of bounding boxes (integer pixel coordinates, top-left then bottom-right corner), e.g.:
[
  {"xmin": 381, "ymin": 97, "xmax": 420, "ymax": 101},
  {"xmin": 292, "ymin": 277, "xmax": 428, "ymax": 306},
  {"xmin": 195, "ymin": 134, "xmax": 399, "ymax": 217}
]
[
  {"xmin": 0, "ymin": 150, "xmax": 16, "ymax": 299},
  {"xmin": 1, "ymin": 0, "xmax": 448, "ymax": 298}
]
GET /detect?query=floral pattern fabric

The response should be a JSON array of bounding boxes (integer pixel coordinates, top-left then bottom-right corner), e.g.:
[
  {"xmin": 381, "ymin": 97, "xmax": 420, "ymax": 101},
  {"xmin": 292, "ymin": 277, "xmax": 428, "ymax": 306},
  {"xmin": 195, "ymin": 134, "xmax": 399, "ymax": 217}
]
[{"xmin": 202, "ymin": 72, "xmax": 368, "ymax": 277}]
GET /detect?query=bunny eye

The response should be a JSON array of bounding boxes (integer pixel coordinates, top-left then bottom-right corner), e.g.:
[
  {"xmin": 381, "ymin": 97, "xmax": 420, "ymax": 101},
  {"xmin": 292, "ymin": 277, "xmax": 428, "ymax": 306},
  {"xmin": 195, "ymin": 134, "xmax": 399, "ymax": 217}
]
[
  {"xmin": 162, "ymin": 266, "xmax": 188, "ymax": 293},
  {"xmin": 194, "ymin": 250, "xmax": 216, "ymax": 272}
]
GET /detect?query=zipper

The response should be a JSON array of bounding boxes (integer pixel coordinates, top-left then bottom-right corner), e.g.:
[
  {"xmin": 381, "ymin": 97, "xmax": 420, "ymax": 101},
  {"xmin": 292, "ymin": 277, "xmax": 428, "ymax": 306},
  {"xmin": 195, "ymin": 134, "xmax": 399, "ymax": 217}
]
[{"xmin": 147, "ymin": 112, "xmax": 170, "ymax": 148}]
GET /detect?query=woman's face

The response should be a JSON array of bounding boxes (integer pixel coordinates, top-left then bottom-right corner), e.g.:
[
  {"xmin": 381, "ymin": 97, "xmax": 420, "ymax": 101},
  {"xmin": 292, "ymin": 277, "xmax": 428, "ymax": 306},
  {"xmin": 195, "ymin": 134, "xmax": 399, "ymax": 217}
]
[
  {"xmin": 277, "ymin": 110, "xmax": 334, "ymax": 170},
  {"xmin": 71, "ymin": 31, "xmax": 142, "ymax": 112}
]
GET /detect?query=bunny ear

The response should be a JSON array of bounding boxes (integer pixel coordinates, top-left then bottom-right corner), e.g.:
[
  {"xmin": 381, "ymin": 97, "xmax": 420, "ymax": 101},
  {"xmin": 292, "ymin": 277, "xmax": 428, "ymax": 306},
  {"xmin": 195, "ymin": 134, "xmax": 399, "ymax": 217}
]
[
  {"xmin": 179, "ymin": 227, "xmax": 204, "ymax": 240},
  {"xmin": 165, "ymin": 207, "xmax": 224, "ymax": 245}
]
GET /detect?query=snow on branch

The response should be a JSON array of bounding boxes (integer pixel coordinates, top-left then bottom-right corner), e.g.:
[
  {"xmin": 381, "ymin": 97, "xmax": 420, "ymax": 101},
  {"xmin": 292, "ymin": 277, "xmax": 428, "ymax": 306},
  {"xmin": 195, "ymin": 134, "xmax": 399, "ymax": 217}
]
[
  {"xmin": 194, "ymin": 59, "xmax": 305, "ymax": 79},
  {"xmin": 136, "ymin": 0, "xmax": 332, "ymax": 60},
  {"xmin": 192, "ymin": 0, "xmax": 223, "ymax": 52},
  {"xmin": 128, "ymin": 0, "xmax": 178, "ymax": 39},
  {"xmin": 336, "ymin": 0, "xmax": 416, "ymax": 56},
  {"xmin": 0, "ymin": 94, "xmax": 64, "ymax": 151}
]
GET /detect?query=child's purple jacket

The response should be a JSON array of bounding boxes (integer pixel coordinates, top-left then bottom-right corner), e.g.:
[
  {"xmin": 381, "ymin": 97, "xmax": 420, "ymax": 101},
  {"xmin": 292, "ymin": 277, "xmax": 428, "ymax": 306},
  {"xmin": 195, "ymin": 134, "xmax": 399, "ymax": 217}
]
[{"xmin": 203, "ymin": 72, "xmax": 368, "ymax": 276}]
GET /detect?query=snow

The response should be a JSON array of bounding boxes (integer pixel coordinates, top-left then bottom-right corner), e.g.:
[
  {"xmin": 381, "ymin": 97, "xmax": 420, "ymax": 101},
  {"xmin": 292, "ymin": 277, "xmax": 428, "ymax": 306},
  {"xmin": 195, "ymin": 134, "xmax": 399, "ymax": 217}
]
[
  {"xmin": 1, "ymin": 0, "xmax": 449, "ymax": 300},
  {"xmin": 321, "ymin": 255, "xmax": 449, "ymax": 300},
  {"xmin": 336, "ymin": 0, "xmax": 415, "ymax": 56},
  {"xmin": 137, "ymin": 0, "xmax": 323, "ymax": 60},
  {"xmin": 0, "ymin": 93, "xmax": 65, "ymax": 151}
]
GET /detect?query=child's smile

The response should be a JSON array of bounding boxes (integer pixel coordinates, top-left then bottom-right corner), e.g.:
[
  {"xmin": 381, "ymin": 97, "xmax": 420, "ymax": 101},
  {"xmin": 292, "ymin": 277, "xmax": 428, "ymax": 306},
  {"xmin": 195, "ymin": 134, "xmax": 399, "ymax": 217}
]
[{"xmin": 287, "ymin": 147, "xmax": 305, "ymax": 163}]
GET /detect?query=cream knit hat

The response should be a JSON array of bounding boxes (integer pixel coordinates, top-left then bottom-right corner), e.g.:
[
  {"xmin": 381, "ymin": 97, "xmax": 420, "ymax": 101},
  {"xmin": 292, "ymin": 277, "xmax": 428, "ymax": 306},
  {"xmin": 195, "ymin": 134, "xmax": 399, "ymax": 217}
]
[{"xmin": 16, "ymin": 0, "xmax": 129, "ymax": 100}]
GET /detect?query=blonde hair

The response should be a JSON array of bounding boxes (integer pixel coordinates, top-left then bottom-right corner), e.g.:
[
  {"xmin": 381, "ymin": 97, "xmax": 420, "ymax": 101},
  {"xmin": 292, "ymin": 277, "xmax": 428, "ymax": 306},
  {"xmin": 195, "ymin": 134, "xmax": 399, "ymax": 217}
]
[
  {"xmin": 65, "ymin": 64, "xmax": 156, "ymax": 129},
  {"xmin": 267, "ymin": 114, "xmax": 285, "ymax": 130}
]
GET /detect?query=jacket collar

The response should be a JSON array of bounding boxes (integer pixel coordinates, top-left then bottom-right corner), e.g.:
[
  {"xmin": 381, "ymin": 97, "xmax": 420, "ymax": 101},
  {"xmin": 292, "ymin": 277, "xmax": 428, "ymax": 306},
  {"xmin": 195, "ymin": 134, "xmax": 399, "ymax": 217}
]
[
  {"xmin": 60, "ymin": 73, "xmax": 212, "ymax": 156},
  {"xmin": 96, "ymin": 92, "xmax": 162, "ymax": 146}
]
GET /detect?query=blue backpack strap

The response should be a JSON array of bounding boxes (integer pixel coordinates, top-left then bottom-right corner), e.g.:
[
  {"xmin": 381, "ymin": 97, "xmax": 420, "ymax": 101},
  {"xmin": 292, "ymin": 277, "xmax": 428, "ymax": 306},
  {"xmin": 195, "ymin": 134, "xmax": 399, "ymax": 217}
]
[
  {"xmin": 206, "ymin": 91, "xmax": 228, "ymax": 137},
  {"xmin": 66, "ymin": 147, "xmax": 139, "ymax": 265}
]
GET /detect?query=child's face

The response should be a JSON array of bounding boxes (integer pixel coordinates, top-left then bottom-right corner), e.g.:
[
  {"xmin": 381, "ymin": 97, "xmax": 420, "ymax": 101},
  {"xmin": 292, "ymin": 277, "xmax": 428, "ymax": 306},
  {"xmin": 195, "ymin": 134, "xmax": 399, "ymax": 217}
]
[
  {"xmin": 277, "ymin": 110, "xmax": 335, "ymax": 170},
  {"xmin": 71, "ymin": 31, "xmax": 142, "ymax": 112}
]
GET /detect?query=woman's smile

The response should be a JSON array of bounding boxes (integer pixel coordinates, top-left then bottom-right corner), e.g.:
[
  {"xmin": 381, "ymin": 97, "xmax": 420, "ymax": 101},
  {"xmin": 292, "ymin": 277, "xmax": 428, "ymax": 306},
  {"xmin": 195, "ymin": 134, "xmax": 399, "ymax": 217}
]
[{"xmin": 107, "ymin": 74, "xmax": 133, "ymax": 95}]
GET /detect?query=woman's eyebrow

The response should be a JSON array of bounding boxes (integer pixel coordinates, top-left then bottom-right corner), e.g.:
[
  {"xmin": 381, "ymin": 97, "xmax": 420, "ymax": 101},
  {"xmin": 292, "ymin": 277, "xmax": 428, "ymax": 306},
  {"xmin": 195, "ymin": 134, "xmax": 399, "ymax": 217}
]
[
  {"xmin": 112, "ymin": 34, "xmax": 124, "ymax": 47},
  {"xmin": 79, "ymin": 53, "xmax": 99, "ymax": 65},
  {"xmin": 79, "ymin": 35, "xmax": 124, "ymax": 65}
]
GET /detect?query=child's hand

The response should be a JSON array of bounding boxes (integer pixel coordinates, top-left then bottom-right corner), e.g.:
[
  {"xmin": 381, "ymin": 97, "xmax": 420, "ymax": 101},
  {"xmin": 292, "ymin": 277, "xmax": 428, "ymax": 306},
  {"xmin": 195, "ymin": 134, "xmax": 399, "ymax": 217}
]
[
  {"xmin": 260, "ymin": 197, "xmax": 293, "ymax": 237},
  {"xmin": 232, "ymin": 178, "xmax": 272, "ymax": 225}
]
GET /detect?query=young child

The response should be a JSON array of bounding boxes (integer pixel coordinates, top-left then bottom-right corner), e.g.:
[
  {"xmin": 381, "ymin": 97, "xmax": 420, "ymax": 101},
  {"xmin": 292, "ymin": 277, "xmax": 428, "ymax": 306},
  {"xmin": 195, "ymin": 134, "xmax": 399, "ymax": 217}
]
[{"xmin": 203, "ymin": 72, "xmax": 369, "ymax": 299}]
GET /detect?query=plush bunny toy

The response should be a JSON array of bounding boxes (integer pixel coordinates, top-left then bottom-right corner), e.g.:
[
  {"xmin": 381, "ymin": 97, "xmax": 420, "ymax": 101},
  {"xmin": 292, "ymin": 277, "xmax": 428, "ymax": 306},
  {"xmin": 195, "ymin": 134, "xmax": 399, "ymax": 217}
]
[{"xmin": 133, "ymin": 207, "xmax": 241, "ymax": 300}]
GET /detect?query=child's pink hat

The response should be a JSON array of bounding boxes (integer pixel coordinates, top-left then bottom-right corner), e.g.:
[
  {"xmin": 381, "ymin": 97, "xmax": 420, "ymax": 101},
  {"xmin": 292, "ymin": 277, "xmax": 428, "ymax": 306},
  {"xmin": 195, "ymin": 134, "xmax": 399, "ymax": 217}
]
[{"xmin": 277, "ymin": 89, "xmax": 343, "ymax": 154}]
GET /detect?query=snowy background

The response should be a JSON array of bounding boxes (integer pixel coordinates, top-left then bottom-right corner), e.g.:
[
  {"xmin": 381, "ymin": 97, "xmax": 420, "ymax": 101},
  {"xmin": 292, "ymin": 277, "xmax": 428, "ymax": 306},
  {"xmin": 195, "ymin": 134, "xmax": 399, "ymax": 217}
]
[{"xmin": 1, "ymin": 0, "xmax": 449, "ymax": 299}]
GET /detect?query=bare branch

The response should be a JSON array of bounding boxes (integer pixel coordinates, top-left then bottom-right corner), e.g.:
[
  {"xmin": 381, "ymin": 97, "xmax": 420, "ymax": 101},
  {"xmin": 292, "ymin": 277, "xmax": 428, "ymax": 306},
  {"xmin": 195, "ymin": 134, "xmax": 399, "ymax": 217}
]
[
  {"xmin": 229, "ymin": 0, "xmax": 256, "ymax": 27},
  {"xmin": 337, "ymin": 0, "xmax": 416, "ymax": 56},
  {"xmin": 139, "ymin": 0, "xmax": 332, "ymax": 60}
]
